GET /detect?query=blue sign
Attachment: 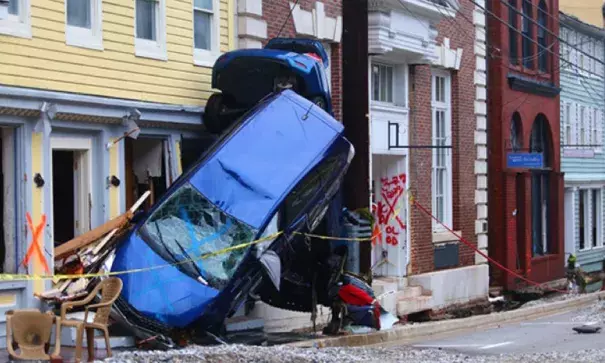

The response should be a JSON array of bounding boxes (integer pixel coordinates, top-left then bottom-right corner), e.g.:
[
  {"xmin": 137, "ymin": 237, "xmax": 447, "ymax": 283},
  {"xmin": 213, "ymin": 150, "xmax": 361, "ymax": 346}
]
[{"xmin": 507, "ymin": 152, "xmax": 544, "ymax": 169}]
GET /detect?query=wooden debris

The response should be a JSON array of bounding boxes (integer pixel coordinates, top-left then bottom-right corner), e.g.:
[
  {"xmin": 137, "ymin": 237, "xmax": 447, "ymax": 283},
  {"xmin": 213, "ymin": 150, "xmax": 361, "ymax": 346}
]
[{"xmin": 55, "ymin": 211, "xmax": 134, "ymax": 260}]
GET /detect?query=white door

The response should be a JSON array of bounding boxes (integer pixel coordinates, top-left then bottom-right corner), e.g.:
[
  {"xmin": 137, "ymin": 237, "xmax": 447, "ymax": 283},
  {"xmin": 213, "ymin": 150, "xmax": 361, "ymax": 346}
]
[
  {"xmin": 564, "ymin": 188, "xmax": 575, "ymax": 266},
  {"xmin": 371, "ymin": 154, "xmax": 408, "ymax": 277}
]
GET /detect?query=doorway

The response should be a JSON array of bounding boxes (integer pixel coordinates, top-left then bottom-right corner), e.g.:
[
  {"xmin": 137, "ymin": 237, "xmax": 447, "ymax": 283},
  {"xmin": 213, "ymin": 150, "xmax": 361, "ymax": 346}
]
[
  {"xmin": 564, "ymin": 188, "xmax": 575, "ymax": 266},
  {"xmin": 125, "ymin": 137, "xmax": 170, "ymax": 212},
  {"xmin": 50, "ymin": 137, "xmax": 93, "ymax": 246},
  {"xmin": 371, "ymin": 154, "xmax": 408, "ymax": 277}
]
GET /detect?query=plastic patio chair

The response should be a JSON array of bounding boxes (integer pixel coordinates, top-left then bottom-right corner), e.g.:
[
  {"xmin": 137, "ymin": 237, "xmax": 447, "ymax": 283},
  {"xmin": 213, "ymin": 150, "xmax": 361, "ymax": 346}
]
[
  {"xmin": 59, "ymin": 277, "xmax": 123, "ymax": 363},
  {"xmin": 6, "ymin": 309, "xmax": 61, "ymax": 361}
]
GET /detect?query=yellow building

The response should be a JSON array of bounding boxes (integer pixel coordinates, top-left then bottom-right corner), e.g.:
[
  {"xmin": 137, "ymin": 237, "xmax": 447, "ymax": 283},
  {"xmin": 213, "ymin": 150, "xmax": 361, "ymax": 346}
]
[
  {"xmin": 560, "ymin": 0, "xmax": 604, "ymax": 28},
  {"xmin": 0, "ymin": 0, "xmax": 235, "ymax": 343}
]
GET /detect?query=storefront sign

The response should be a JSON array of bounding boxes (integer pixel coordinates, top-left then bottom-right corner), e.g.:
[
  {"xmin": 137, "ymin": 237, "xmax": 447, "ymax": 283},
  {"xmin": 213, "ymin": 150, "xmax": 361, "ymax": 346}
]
[{"xmin": 506, "ymin": 152, "xmax": 544, "ymax": 169}]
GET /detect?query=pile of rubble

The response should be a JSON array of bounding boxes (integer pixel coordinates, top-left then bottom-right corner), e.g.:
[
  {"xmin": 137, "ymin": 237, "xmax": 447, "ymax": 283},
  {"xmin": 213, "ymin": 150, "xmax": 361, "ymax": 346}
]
[{"xmin": 34, "ymin": 192, "xmax": 150, "ymax": 306}]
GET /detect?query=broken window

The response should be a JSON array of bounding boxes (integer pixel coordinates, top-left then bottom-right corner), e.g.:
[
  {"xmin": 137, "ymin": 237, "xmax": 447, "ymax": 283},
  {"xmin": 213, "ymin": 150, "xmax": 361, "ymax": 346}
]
[{"xmin": 140, "ymin": 183, "xmax": 257, "ymax": 290}]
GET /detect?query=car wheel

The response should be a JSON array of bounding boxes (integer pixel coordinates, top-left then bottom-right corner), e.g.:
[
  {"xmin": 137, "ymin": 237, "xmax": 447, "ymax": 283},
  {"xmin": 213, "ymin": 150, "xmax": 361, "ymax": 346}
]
[{"xmin": 203, "ymin": 93, "xmax": 235, "ymax": 134}]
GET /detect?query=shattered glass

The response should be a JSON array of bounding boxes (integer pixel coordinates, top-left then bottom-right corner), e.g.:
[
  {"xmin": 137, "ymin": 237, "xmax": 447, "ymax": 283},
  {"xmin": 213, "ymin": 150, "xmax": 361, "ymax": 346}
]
[{"xmin": 140, "ymin": 183, "xmax": 257, "ymax": 290}]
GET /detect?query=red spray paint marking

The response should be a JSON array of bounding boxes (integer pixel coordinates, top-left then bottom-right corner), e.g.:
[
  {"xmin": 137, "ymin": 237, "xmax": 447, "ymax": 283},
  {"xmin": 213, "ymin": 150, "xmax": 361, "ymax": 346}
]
[{"xmin": 22, "ymin": 213, "xmax": 50, "ymax": 274}]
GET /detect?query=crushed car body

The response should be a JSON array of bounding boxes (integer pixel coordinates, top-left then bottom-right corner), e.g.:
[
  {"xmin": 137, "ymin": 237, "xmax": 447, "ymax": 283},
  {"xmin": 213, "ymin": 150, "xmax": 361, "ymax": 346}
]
[{"xmin": 109, "ymin": 89, "xmax": 355, "ymax": 347}]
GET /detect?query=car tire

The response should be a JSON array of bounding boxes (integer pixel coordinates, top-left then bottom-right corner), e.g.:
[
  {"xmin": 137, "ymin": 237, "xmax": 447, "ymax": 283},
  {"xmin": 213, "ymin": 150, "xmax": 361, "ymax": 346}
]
[{"xmin": 203, "ymin": 93, "xmax": 235, "ymax": 134}]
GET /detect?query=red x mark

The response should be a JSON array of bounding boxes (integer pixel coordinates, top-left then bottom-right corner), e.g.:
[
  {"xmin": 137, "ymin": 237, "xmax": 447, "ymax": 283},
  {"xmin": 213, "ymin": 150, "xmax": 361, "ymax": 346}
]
[
  {"xmin": 381, "ymin": 190, "xmax": 406, "ymax": 229},
  {"xmin": 22, "ymin": 212, "xmax": 49, "ymax": 274}
]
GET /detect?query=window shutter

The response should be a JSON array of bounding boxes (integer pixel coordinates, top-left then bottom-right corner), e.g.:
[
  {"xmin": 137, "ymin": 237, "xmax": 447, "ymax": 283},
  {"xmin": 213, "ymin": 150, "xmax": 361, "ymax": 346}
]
[
  {"xmin": 598, "ymin": 109, "xmax": 604, "ymax": 152},
  {"xmin": 572, "ymin": 103, "xmax": 578, "ymax": 147}
]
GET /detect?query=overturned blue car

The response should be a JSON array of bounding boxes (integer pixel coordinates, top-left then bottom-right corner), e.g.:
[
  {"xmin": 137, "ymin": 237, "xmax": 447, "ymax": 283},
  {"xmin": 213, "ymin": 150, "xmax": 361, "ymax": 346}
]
[{"xmin": 110, "ymin": 89, "xmax": 354, "ymax": 347}]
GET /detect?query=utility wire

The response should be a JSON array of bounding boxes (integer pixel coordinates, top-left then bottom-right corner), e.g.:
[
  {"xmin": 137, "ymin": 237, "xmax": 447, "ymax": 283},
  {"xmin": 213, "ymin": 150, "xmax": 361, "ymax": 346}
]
[
  {"xmin": 500, "ymin": 0, "xmax": 605, "ymax": 66},
  {"xmin": 276, "ymin": 0, "xmax": 300, "ymax": 38}
]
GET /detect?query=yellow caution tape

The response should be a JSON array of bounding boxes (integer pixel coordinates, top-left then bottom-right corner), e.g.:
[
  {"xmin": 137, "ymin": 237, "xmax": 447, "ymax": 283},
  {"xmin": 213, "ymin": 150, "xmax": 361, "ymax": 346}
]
[{"xmin": 6, "ymin": 190, "xmax": 413, "ymax": 282}]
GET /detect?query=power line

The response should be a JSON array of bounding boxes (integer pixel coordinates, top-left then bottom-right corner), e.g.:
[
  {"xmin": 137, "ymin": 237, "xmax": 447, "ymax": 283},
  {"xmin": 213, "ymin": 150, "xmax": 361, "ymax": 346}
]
[
  {"xmin": 276, "ymin": 0, "xmax": 300, "ymax": 38},
  {"xmin": 500, "ymin": 0, "xmax": 605, "ymax": 66},
  {"xmin": 468, "ymin": 0, "xmax": 602, "ymax": 84}
]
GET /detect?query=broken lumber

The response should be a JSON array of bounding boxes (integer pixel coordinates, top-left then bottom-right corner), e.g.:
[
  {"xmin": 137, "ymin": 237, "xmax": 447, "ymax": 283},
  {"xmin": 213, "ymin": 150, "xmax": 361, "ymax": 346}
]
[{"xmin": 55, "ymin": 211, "xmax": 133, "ymax": 260}]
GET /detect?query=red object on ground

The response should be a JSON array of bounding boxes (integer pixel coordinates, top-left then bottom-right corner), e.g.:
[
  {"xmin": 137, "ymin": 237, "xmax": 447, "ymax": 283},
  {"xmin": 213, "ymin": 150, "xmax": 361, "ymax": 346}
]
[{"xmin": 338, "ymin": 284, "xmax": 373, "ymax": 306}]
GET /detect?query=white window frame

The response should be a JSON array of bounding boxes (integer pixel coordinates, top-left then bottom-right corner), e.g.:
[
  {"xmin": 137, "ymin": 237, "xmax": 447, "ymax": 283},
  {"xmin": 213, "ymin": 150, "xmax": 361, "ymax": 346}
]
[
  {"xmin": 371, "ymin": 62, "xmax": 395, "ymax": 104},
  {"xmin": 0, "ymin": 0, "xmax": 31, "ymax": 38},
  {"xmin": 65, "ymin": 0, "xmax": 103, "ymax": 50},
  {"xmin": 193, "ymin": 0, "xmax": 221, "ymax": 67},
  {"xmin": 595, "ymin": 108, "xmax": 603, "ymax": 154},
  {"xmin": 579, "ymin": 188, "xmax": 603, "ymax": 251},
  {"xmin": 431, "ymin": 69, "xmax": 453, "ymax": 232},
  {"xmin": 564, "ymin": 103, "xmax": 572, "ymax": 146},
  {"xmin": 135, "ymin": 0, "xmax": 167, "ymax": 61}
]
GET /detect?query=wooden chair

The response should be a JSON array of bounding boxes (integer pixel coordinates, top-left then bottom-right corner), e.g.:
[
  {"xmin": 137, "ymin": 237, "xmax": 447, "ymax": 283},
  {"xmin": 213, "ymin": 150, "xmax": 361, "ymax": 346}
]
[
  {"xmin": 6, "ymin": 309, "xmax": 61, "ymax": 361},
  {"xmin": 59, "ymin": 277, "xmax": 123, "ymax": 363}
]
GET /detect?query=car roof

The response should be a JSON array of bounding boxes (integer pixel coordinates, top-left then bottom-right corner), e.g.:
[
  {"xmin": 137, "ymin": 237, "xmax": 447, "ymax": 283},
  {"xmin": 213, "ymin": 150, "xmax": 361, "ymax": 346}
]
[{"xmin": 189, "ymin": 90, "xmax": 344, "ymax": 229}]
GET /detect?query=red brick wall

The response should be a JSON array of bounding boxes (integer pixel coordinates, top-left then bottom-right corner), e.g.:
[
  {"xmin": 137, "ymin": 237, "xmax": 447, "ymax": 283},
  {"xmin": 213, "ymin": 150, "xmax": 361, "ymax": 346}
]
[
  {"xmin": 409, "ymin": 0, "xmax": 478, "ymax": 274},
  {"xmin": 487, "ymin": 0, "xmax": 564, "ymax": 289},
  {"xmin": 261, "ymin": 0, "xmax": 343, "ymax": 120}
]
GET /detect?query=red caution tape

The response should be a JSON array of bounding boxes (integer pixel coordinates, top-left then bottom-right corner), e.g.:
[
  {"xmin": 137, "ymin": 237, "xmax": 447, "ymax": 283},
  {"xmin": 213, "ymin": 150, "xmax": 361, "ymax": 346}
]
[{"xmin": 411, "ymin": 199, "xmax": 568, "ymax": 294}]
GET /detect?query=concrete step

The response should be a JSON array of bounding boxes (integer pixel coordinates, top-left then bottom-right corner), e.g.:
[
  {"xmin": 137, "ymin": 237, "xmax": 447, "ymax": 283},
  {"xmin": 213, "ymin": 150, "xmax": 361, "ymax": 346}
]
[
  {"xmin": 396, "ymin": 295, "xmax": 433, "ymax": 316},
  {"xmin": 398, "ymin": 286, "xmax": 423, "ymax": 299}
]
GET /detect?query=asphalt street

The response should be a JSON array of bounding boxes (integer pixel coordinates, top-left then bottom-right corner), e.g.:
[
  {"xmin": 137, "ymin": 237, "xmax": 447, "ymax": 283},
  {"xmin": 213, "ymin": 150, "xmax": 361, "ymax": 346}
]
[{"xmin": 409, "ymin": 308, "xmax": 604, "ymax": 355}]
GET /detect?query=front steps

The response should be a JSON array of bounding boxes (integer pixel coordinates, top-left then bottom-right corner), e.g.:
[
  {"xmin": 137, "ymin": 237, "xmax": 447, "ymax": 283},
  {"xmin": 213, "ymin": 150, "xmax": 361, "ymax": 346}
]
[{"xmin": 372, "ymin": 277, "xmax": 433, "ymax": 317}]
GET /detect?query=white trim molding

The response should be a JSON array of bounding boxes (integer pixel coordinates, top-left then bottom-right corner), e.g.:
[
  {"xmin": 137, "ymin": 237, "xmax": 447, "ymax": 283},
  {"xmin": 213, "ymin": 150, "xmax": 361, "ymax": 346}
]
[
  {"xmin": 368, "ymin": 0, "xmax": 455, "ymax": 63},
  {"xmin": 433, "ymin": 37, "xmax": 463, "ymax": 70},
  {"xmin": 65, "ymin": 0, "xmax": 104, "ymax": 51},
  {"xmin": 193, "ymin": 0, "xmax": 222, "ymax": 67},
  {"xmin": 473, "ymin": 0, "xmax": 488, "ymax": 265},
  {"xmin": 289, "ymin": 1, "xmax": 342, "ymax": 43},
  {"xmin": 134, "ymin": 0, "xmax": 167, "ymax": 61},
  {"xmin": 0, "ymin": 0, "xmax": 31, "ymax": 38}
]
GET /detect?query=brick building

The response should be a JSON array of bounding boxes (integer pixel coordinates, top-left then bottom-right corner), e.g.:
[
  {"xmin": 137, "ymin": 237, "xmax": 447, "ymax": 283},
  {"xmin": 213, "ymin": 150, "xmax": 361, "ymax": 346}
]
[
  {"xmin": 486, "ymin": 0, "xmax": 564, "ymax": 291},
  {"xmin": 236, "ymin": 1, "xmax": 343, "ymax": 119},
  {"xmin": 369, "ymin": 0, "xmax": 489, "ymax": 316}
]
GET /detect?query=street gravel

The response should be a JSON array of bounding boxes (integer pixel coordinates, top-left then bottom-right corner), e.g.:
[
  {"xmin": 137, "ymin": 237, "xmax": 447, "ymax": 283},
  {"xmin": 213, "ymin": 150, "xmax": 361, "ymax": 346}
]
[{"xmin": 100, "ymin": 344, "xmax": 605, "ymax": 363}]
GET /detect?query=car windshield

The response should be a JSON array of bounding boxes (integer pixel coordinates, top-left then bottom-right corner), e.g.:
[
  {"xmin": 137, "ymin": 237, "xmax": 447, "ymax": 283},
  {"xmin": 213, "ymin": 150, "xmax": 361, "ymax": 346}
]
[{"xmin": 139, "ymin": 183, "xmax": 258, "ymax": 290}]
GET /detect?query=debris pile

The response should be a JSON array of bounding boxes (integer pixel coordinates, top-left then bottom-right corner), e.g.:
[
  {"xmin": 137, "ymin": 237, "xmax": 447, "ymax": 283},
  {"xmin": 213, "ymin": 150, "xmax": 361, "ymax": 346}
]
[{"xmin": 34, "ymin": 192, "xmax": 150, "ymax": 306}]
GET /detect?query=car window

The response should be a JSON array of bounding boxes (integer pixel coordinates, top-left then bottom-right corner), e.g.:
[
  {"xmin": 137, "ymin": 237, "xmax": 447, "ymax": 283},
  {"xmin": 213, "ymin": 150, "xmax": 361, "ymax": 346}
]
[{"xmin": 282, "ymin": 156, "xmax": 341, "ymax": 228}]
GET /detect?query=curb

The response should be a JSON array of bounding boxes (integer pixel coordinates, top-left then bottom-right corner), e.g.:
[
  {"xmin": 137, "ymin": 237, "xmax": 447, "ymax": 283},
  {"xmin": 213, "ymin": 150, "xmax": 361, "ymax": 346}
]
[{"xmin": 287, "ymin": 291, "xmax": 605, "ymax": 348}]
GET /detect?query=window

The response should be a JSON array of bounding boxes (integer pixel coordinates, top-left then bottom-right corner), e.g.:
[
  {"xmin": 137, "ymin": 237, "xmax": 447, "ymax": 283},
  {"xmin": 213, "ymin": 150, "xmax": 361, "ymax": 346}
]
[
  {"xmin": 592, "ymin": 108, "xmax": 598, "ymax": 147},
  {"xmin": 537, "ymin": 0, "xmax": 548, "ymax": 72},
  {"xmin": 65, "ymin": 0, "xmax": 103, "ymax": 50},
  {"xmin": 135, "ymin": 0, "xmax": 166, "ymax": 60},
  {"xmin": 371, "ymin": 63, "xmax": 394, "ymax": 103},
  {"xmin": 282, "ymin": 156, "xmax": 341, "ymax": 228},
  {"xmin": 522, "ymin": 0, "xmax": 533, "ymax": 69},
  {"xmin": 579, "ymin": 188, "xmax": 602, "ymax": 250},
  {"xmin": 431, "ymin": 71, "xmax": 452, "ymax": 231},
  {"xmin": 580, "ymin": 106, "xmax": 586, "ymax": 145},
  {"xmin": 140, "ymin": 183, "xmax": 258, "ymax": 289},
  {"xmin": 530, "ymin": 116, "xmax": 551, "ymax": 256},
  {"xmin": 193, "ymin": 0, "xmax": 220, "ymax": 67},
  {"xmin": 565, "ymin": 104, "xmax": 572, "ymax": 146},
  {"xmin": 509, "ymin": 0, "xmax": 518, "ymax": 65},
  {"xmin": 592, "ymin": 189, "xmax": 601, "ymax": 248},
  {"xmin": 0, "ymin": 0, "xmax": 31, "ymax": 38}
]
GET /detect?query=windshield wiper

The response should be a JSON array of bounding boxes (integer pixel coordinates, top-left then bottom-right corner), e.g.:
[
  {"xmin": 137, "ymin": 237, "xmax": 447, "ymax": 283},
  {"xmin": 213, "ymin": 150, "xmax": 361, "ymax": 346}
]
[
  {"xmin": 153, "ymin": 221, "xmax": 202, "ymax": 281},
  {"xmin": 173, "ymin": 238, "xmax": 209, "ymax": 285}
]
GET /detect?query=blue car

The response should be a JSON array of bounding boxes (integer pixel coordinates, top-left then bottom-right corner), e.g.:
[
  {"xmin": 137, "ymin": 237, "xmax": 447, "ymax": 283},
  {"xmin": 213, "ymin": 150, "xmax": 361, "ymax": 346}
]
[
  {"xmin": 203, "ymin": 38, "xmax": 332, "ymax": 134},
  {"xmin": 110, "ymin": 90, "xmax": 354, "ymax": 347}
]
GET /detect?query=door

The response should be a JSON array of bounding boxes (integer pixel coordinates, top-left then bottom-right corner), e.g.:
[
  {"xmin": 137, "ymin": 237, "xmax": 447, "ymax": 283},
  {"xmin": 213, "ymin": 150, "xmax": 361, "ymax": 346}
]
[
  {"xmin": 50, "ymin": 137, "xmax": 93, "ymax": 245},
  {"xmin": 371, "ymin": 154, "xmax": 408, "ymax": 277},
  {"xmin": 564, "ymin": 188, "xmax": 575, "ymax": 266}
]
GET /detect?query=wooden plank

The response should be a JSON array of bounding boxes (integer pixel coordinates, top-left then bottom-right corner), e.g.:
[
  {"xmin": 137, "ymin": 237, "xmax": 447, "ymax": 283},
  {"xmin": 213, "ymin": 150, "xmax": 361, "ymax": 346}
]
[{"xmin": 54, "ymin": 211, "xmax": 133, "ymax": 260}]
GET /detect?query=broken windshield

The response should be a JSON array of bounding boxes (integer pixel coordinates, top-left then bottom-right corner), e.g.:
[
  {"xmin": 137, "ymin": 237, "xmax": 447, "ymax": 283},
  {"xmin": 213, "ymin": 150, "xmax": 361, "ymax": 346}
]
[{"xmin": 139, "ymin": 183, "xmax": 258, "ymax": 290}]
